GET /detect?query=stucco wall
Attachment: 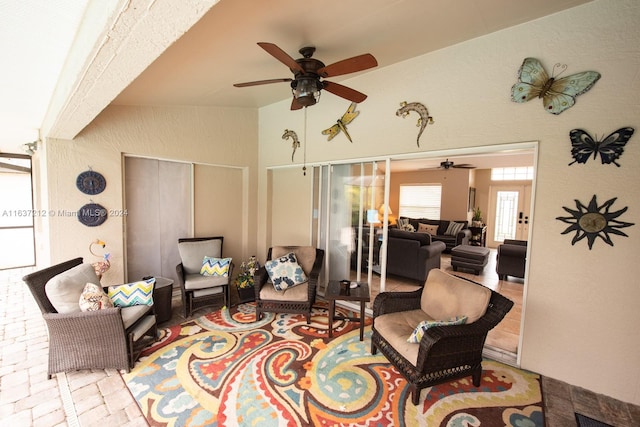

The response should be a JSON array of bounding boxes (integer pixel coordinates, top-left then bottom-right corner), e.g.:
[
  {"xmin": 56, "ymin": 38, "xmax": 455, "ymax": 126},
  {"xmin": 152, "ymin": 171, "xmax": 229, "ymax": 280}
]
[
  {"xmin": 42, "ymin": 104, "xmax": 258, "ymax": 286},
  {"xmin": 258, "ymin": 0, "xmax": 640, "ymax": 404}
]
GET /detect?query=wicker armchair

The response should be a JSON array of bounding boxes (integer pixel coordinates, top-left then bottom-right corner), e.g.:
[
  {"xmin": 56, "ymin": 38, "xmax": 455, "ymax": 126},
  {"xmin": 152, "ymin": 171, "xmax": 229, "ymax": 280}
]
[
  {"xmin": 176, "ymin": 236, "xmax": 233, "ymax": 317},
  {"xmin": 22, "ymin": 258, "xmax": 158, "ymax": 378},
  {"xmin": 371, "ymin": 269, "xmax": 513, "ymax": 405},
  {"xmin": 254, "ymin": 246, "xmax": 324, "ymax": 323}
]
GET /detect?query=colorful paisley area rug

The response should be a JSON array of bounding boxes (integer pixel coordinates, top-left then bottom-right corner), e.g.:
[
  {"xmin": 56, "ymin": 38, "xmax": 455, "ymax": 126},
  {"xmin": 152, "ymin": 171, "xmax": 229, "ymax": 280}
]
[{"xmin": 123, "ymin": 303, "xmax": 544, "ymax": 426}]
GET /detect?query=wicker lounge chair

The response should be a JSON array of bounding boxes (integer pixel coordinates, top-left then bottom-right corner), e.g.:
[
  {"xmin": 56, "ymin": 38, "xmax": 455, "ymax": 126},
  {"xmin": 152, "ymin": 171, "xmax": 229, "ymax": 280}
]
[
  {"xmin": 371, "ymin": 269, "xmax": 513, "ymax": 404},
  {"xmin": 254, "ymin": 246, "xmax": 324, "ymax": 323},
  {"xmin": 22, "ymin": 258, "xmax": 157, "ymax": 378}
]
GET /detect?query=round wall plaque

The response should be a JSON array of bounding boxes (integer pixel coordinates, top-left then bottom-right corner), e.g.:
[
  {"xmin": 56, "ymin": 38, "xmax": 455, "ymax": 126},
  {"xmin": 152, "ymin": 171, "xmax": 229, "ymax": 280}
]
[
  {"xmin": 77, "ymin": 203, "xmax": 108, "ymax": 227},
  {"xmin": 76, "ymin": 170, "xmax": 106, "ymax": 195}
]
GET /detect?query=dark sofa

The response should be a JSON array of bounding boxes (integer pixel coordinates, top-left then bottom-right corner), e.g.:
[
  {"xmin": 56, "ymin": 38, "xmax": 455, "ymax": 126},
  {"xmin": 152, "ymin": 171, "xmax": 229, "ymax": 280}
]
[
  {"xmin": 385, "ymin": 228, "xmax": 446, "ymax": 283},
  {"xmin": 351, "ymin": 227, "xmax": 446, "ymax": 283},
  {"xmin": 398, "ymin": 217, "xmax": 471, "ymax": 252}
]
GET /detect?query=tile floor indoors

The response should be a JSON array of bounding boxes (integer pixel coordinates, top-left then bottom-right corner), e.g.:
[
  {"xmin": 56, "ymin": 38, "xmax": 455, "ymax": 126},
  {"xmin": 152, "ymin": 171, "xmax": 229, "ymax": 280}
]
[{"xmin": 1, "ymin": 265, "xmax": 639, "ymax": 426}]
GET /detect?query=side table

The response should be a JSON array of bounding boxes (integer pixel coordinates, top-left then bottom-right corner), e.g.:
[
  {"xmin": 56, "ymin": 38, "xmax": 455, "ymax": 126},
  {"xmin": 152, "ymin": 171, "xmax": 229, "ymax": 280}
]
[
  {"xmin": 468, "ymin": 226, "xmax": 487, "ymax": 247},
  {"xmin": 153, "ymin": 277, "xmax": 174, "ymax": 323},
  {"xmin": 326, "ymin": 281, "xmax": 370, "ymax": 341}
]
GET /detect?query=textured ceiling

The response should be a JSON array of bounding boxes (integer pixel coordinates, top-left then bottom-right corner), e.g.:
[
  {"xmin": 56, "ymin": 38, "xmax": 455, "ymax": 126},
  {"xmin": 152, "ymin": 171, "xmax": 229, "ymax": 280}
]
[{"xmin": 0, "ymin": 0, "xmax": 593, "ymax": 153}]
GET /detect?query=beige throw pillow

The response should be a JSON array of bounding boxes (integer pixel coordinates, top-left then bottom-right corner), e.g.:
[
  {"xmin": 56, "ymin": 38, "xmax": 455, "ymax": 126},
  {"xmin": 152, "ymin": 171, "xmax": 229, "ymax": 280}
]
[
  {"xmin": 45, "ymin": 263, "xmax": 101, "ymax": 313},
  {"xmin": 418, "ymin": 223, "xmax": 439, "ymax": 235}
]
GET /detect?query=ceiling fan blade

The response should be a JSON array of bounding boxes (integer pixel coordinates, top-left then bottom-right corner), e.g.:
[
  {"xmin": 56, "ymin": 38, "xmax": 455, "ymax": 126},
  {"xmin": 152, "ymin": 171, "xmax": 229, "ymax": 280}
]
[
  {"xmin": 257, "ymin": 42, "xmax": 305, "ymax": 73},
  {"xmin": 452, "ymin": 164, "xmax": 476, "ymax": 169},
  {"xmin": 323, "ymin": 81, "xmax": 367, "ymax": 103},
  {"xmin": 233, "ymin": 78, "xmax": 292, "ymax": 87},
  {"xmin": 317, "ymin": 53, "xmax": 377, "ymax": 78}
]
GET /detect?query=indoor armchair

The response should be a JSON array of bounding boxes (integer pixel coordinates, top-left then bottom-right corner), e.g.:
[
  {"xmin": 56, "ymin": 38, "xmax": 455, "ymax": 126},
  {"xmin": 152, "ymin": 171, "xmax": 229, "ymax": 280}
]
[
  {"xmin": 254, "ymin": 246, "xmax": 324, "ymax": 323},
  {"xmin": 496, "ymin": 239, "xmax": 528, "ymax": 280}
]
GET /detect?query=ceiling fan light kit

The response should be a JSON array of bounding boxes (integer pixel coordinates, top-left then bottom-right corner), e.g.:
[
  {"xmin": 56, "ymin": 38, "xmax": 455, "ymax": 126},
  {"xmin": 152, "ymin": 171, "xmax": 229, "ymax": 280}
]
[
  {"xmin": 291, "ymin": 77, "xmax": 321, "ymax": 107},
  {"xmin": 234, "ymin": 42, "xmax": 377, "ymax": 110}
]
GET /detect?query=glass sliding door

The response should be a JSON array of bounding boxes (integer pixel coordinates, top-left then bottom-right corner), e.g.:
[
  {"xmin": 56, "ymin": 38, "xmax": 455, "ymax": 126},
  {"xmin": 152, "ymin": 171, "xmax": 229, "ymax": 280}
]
[{"xmin": 316, "ymin": 161, "xmax": 388, "ymax": 296}]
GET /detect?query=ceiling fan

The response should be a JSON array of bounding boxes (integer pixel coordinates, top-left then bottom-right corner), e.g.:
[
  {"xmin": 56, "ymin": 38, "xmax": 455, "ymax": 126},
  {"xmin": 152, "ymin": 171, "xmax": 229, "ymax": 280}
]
[
  {"xmin": 423, "ymin": 159, "xmax": 476, "ymax": 170},
  {"xmin": 233, "ymin": 42, "xmax": 377, "ymax": 110}
]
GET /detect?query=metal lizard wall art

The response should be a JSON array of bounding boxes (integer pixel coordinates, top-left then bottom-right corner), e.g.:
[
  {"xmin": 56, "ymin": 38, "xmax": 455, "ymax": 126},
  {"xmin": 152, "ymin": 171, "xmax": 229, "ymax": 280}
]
[
  {"xmin": 282, "ymin": 129, "xmax": 300, "ymax": 162},
  {"xmin": 322, "ymin": 102, "xmax": 359, "ymax": 143},
  {"xmin": 396, "ymin": 101, "xmax": 434, "ymax": 147}
]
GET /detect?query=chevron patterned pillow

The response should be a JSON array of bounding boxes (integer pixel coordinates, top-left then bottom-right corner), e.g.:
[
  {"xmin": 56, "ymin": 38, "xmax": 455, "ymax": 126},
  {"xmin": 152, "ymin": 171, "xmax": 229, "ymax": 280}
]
[
  {"xmin": 200, "ymin": 257, "xmax": 232, "ymax": 277},
  {"xmin": 108, "ymin": 278, "xmax": 155, "ymax": 307}
]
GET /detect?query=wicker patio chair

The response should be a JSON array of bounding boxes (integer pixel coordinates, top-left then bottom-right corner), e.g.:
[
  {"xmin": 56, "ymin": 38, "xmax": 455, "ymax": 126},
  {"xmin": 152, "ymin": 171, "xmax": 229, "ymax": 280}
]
[
  {"xmin": 371, "ymin": 268, "xmax": 514, "ymax": 405},
  {"xmin": 254, "ymin": 246, "xmax": 324, "ymax": 323},
  {"xmin": 176, "ymin": 236, "xmax": 233, "ymax": 317},
  {"xmin": 22, "ymin": 258, "xmax": 158, "ymax": 378}
]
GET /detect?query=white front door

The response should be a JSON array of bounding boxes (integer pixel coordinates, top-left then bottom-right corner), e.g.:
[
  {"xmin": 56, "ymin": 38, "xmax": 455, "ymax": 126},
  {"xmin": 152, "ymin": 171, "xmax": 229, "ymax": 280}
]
[{"xmin": 487, "ymin": 184, "xmax": 531, "ymax": 247}]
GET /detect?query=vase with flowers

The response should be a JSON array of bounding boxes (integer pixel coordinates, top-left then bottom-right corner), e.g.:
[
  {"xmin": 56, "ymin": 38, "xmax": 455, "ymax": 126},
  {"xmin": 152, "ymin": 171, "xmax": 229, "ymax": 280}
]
[{"xmin": 234, "ymin": 255, "xmax": 259, "ymax": 303}]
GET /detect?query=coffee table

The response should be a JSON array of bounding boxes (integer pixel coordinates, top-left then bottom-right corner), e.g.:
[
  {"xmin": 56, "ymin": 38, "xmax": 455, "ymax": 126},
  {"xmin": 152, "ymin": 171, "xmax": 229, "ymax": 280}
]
[{"xmin": 326, "ymin": 280, "xmax": 370, "ymax": 341}]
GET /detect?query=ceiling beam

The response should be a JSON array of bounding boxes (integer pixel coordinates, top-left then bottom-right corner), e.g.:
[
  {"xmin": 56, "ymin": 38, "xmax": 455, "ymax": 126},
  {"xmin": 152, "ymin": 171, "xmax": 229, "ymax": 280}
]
[{"xmin": 41, "ymin": 0, "xmax": 220, "ymax": 141}]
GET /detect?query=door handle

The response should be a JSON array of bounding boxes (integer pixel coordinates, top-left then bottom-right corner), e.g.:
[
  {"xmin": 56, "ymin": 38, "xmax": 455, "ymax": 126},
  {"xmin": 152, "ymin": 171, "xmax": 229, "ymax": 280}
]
[{"xmin": 518, "ymin": 211, "xmax": 523, "ymax": 224}]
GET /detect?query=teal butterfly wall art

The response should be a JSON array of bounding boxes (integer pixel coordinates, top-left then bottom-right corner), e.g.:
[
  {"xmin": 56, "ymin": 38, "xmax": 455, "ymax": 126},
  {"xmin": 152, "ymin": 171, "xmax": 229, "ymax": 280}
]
[
  {"xmin": 511, "ymin": 58, "xmax": 601, "ymax": 115},
  {"xmin": 569, "ymin": 127, "xmax": 634, "ymax": 167}
]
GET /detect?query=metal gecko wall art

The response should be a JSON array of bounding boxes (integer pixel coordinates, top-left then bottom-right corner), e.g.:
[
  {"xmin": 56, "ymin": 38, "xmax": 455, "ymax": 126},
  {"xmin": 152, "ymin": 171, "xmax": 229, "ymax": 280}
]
[
  {"xmin": 396, "ymin": 101, "xmax": 434, "ymax": 147},
  {"xmin": 282, "ymin": 129, "xmax": 300, "ymax": 162}
]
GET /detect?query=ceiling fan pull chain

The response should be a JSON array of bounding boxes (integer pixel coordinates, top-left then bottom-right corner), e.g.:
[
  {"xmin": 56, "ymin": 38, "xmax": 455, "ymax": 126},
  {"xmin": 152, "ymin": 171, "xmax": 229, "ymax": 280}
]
[{"xmin": 303, "ymin": 107, "xmax": 307, "ymax": 176}]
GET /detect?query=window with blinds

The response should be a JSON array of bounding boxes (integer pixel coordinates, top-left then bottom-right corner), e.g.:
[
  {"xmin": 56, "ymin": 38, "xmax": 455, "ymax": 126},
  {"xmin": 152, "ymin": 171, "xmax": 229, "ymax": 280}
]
[{"xmin": 398, "ymin": 184, "xmax": 442, "ymax": 219}]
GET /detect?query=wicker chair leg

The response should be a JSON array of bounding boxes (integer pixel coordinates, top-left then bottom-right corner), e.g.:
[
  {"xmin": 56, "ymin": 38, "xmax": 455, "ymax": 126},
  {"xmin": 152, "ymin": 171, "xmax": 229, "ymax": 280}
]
[
  {"xmin": 472, "ymin": 366, "xmax": 482, "ymax": 387},
  {"xmin": 371, "ymin": 342, "xmax": 378, "ymax": 355},
  {"xmin": 411, "ymin": 385, "xmax": 420, "ymax": 405}
]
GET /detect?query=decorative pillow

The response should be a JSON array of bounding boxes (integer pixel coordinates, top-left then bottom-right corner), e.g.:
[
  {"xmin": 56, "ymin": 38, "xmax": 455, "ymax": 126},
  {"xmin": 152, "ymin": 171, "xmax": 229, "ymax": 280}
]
[
  {"xmin": 397, "ymin": 218, "xmax": 410, "ymax": 228},
  {"xmin": 418, "ymin": 223, "xmax": 439, "ymax": 235},
  {"xmin": 79, "ymin": 283, "xmax": 114, "ymax": 312},
  {"xmin": 200, "ymin": 256, "xmax": 232, "ymax": 276},
  {"xmin": 107, "ymin": 278, "xmax": 155, "ymax": 307},
  {"xmin": 407, "ymin": 316, "xmax": 468, "ymax": 343},
  {"xmin": 445, "ymin": 222, "xmax": 465, "ymax": 236},
  {"xmin": 400, "ymin": 223, "xmax": 415, "ymax": 232},
  {"xmin": 265, "ymin": 252, "xmax": 308, "ymax": 292},
  {"xmin": 45, "ymin": 263, "xmax": 101, "ymax": 313}
]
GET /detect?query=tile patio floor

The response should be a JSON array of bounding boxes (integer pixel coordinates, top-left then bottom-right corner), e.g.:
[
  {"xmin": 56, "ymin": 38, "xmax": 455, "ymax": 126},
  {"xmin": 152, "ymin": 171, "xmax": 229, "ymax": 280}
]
[{"xmin": 1, "ymin": 267, "xmax": 639, "ymax": 426}]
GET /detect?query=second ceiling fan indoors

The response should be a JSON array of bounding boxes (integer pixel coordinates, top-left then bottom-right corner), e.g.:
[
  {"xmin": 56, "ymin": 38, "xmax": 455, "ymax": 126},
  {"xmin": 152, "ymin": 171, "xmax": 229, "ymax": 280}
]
[{"xmin": 234, "ymin": 42, "xmax": 378, "ymax": 110}]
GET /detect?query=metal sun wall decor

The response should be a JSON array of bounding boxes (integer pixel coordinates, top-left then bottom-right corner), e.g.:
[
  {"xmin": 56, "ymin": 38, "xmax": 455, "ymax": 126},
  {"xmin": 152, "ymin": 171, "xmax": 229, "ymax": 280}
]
[
  {"xmin": 395, "ymin": 101, "xmax": 434, "ymax": 147},
  {"xmin": 511, "ymin": 57, "xmax": 601, "ymax": 115},
  {"xmin": 556, "ymin": 195, "xmax": 634, "ymax": 250},
  {"xmin": 282, "ymin": 129, "xmax": 300, "ymax": 162},
  {"xmin": 322, "ymin": 102, "xmax": 359, "ymax": 142},
  {"xmin": 568, "ymin": 127, "xmax": 634, "ymax": 167}
]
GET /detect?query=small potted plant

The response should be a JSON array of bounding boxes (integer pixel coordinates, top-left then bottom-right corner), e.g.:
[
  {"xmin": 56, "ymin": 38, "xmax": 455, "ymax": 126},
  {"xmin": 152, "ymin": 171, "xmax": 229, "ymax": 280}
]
[
  {"xmin": 234, "ymin": 255, "xmax": 259, "ymax": 303},
  {"xmin": 472, "ymin": 206, "xmax": 483, "ymax": 227}
]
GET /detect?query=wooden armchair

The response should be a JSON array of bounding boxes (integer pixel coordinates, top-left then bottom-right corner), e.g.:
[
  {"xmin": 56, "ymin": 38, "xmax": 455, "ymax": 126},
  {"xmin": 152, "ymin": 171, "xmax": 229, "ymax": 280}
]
[
  {"xmin": 254, "ymin": 246, "xmax": 324, "ymax": 323},
  {"xmin": 22, "ymin": 258, "xmax": 157, "ymax": 378},
  {"xmin": 371, "ymin": 269, "xmax": 513, "ymax": 404}
]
